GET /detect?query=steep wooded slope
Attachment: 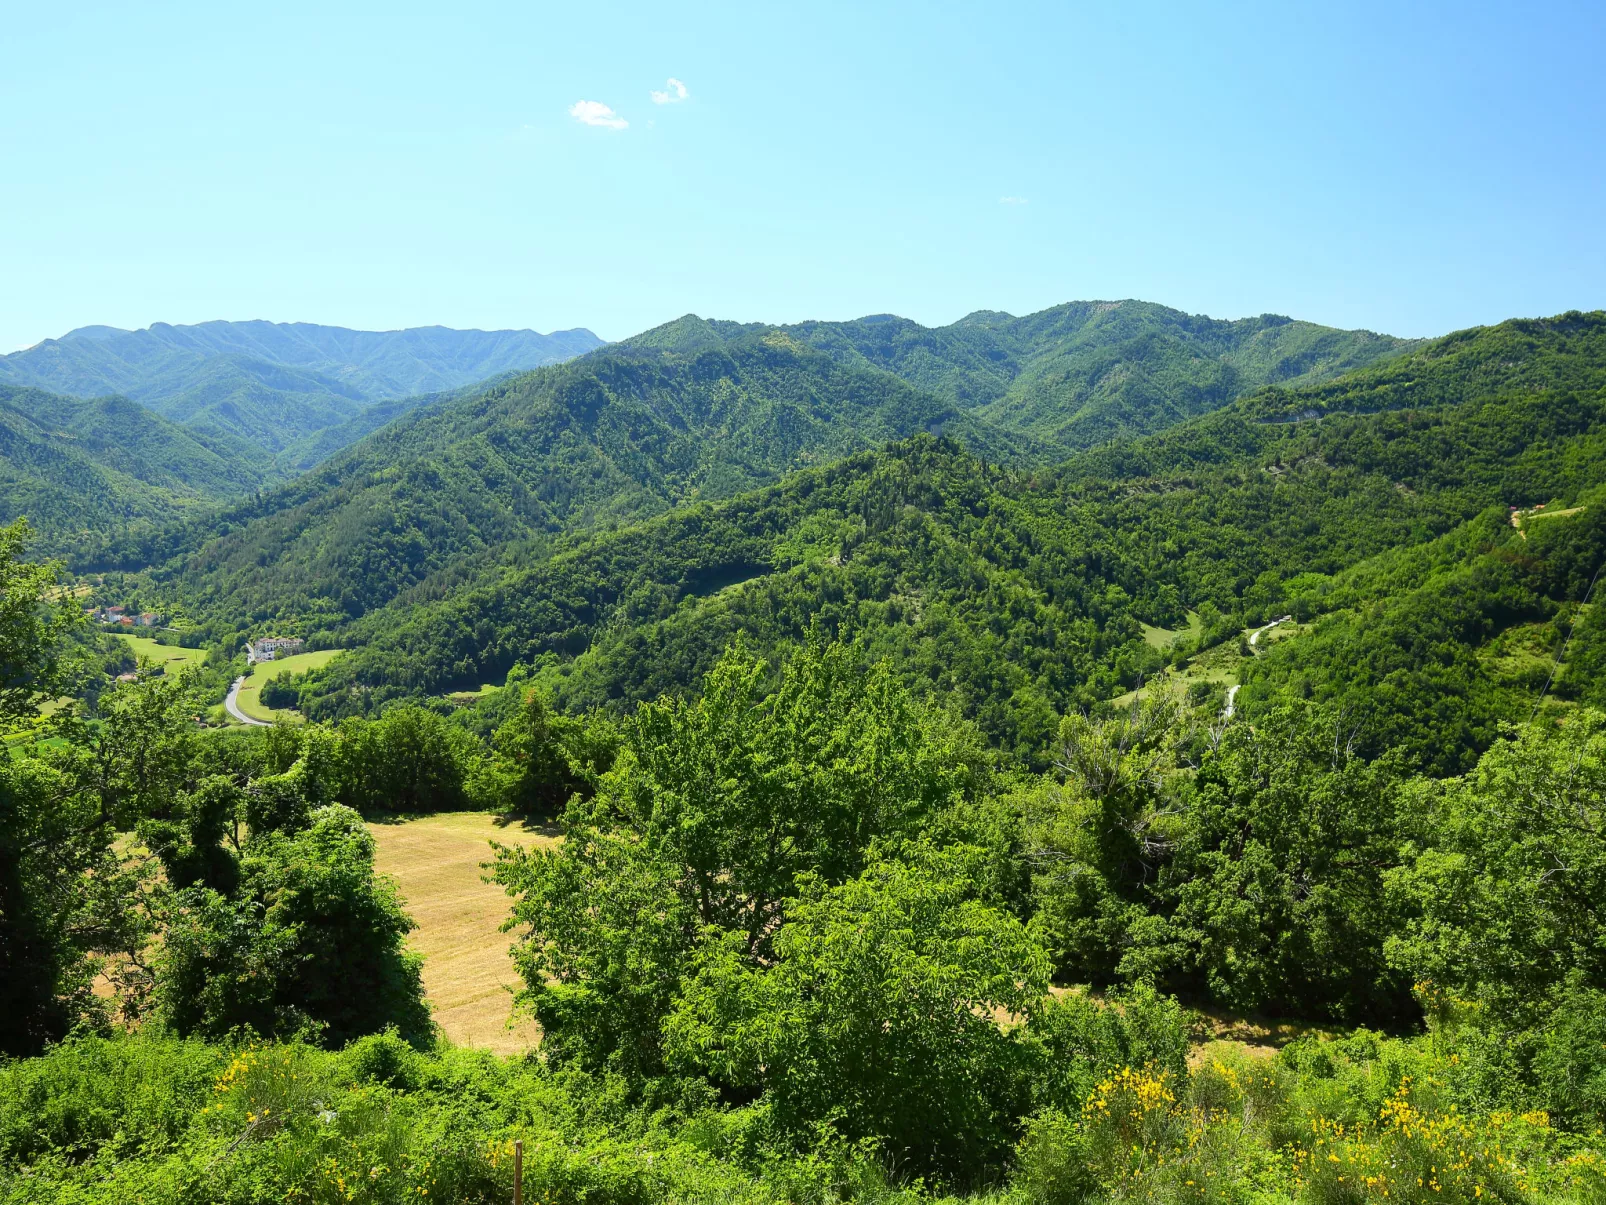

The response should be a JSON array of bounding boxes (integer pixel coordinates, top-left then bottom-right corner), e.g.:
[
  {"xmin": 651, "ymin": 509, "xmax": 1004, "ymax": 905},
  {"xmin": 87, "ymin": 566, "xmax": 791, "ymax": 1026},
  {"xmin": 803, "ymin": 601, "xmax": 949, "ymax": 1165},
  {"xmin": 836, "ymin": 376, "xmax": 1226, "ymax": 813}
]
[{"xmin": 285, "ymin": 313, "xmax": 1606, "ymax": 771}]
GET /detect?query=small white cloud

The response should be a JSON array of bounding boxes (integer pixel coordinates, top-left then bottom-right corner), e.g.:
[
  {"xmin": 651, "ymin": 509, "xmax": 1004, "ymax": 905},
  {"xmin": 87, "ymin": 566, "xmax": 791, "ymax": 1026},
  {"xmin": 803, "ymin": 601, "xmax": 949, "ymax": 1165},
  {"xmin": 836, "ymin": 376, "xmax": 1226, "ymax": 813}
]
[
  {"xmin": 570, "ymin": 100, "xmax": 628, "ymax": 129},
  {"xmin": 650, "ymin": 77, "xmax": 689, "ymax": 104},
  {"xmin": 999, "ymin": 196, "xmax": 1028, "ymax": 205}
]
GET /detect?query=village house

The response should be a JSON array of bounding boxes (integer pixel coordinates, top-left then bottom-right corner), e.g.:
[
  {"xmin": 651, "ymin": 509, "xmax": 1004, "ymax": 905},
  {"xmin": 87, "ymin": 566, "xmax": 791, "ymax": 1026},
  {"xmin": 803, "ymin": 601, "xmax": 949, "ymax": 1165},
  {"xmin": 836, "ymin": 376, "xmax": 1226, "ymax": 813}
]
[{"xmin": 247, "ymin": 636, "xmax": 306, "ymax": 662}]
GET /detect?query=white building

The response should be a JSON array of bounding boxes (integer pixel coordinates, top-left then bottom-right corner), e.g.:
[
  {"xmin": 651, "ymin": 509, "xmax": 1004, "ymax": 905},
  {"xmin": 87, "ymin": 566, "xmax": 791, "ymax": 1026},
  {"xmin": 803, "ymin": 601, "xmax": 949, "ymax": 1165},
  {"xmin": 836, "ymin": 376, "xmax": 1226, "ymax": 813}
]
[{"xmin": 248, "ymin": 636, "xmax": 306, "ymax": 662}]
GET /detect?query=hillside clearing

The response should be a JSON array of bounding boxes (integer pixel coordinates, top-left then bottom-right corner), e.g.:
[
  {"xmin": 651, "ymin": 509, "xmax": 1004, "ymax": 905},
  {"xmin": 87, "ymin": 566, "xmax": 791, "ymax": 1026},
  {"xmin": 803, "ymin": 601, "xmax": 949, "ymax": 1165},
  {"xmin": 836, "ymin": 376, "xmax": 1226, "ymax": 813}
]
[
  {"xmin": 114, "ymin": 633, "xmax": 207, "ymax": 671},
  {"xmin": 1112, "ymin": 619, "xmax": 1310, "ymax": 712},
  {"xmin": 1140, "ymin": 609, "xmax": 1203, "ymax": 649},
  {"xmin": 369, "ymin": 812, "xmax": 558, "ymax": 1054}
]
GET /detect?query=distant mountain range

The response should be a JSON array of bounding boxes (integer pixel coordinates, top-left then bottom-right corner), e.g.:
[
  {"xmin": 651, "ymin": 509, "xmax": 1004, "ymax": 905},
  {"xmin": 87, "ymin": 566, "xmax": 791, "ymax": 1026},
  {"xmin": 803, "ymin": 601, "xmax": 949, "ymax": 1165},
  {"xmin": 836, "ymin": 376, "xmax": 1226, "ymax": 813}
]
[
  {"xmin": 638, "ymin": 301, "xmax": 1418, "ymax": 447},
  {"xmin": 0, "ymin": 320, "xmax": 606, "ymax": 457},
  {"xmin": 139, "ymin": 300, "xmax": 1416, "ymax": 626}
]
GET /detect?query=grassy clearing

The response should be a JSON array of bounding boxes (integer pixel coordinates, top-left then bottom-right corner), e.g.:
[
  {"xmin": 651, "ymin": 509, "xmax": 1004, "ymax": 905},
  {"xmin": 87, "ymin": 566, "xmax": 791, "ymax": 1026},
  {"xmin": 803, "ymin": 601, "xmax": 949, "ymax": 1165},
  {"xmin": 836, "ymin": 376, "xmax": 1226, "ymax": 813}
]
[
  {"xmin": 234, "ymin": 649, "xmax": 344, "ymax": 723},
  {"xmin": 1513, "ymin": 504, "xmax": 1586, "ymax": 538},
  {"xmin": 1112, "ymin": 620, "xmax": 1311, "ymax": 711},
  {"xmin": 1140, "ymin": 609, "xmax": 1203, "ymax": 650},
  {"xmin": 114, "ymin": 633, "xmax": 207, "ymax": 671},
  {"xmin": 368, "ymin": 812, "xmax": 559, "ymax": 1053}
]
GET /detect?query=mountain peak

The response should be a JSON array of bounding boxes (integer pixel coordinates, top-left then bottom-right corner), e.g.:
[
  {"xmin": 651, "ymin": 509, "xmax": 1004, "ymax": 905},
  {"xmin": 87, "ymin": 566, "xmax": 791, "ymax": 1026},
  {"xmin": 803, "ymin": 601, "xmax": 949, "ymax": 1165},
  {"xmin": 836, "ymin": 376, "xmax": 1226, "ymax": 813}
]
[{"xmin": 60, "ymin": 325, "xmax": 130, "ymax": 343}]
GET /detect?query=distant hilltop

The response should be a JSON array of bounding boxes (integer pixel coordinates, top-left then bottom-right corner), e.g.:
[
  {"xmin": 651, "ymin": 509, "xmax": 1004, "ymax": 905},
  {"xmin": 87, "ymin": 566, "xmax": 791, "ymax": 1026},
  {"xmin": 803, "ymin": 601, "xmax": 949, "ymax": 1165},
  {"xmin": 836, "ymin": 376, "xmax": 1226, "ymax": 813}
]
[{"xmin": 0, "ymin": 319, "xmax": 606, "ymax": 460}]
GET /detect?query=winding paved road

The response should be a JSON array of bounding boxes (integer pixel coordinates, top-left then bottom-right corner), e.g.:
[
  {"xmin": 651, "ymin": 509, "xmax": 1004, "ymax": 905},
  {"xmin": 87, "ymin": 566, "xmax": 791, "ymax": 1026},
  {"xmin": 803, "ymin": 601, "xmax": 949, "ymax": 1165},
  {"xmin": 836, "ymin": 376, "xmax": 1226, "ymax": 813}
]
[
  {"xmin": 1248, "ymin": 615, "xmax": 1293, "ymax": 647},
  {"xmin": 225, "ymin": 676, "xmax": 270, "ymax": 726}
]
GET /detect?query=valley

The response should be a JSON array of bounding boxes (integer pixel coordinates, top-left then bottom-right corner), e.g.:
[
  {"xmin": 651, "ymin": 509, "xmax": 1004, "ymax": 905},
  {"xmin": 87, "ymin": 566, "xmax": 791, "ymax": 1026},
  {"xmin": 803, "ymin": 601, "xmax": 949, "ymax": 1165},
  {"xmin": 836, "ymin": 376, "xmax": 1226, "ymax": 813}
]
[
  {"xmin": 9, "ymin": 11, "xmax": 1605, "ymax": 1202},
  {"xmin": 8, "ymin": 300, "xmax": 1606, "ymax": 1205}
]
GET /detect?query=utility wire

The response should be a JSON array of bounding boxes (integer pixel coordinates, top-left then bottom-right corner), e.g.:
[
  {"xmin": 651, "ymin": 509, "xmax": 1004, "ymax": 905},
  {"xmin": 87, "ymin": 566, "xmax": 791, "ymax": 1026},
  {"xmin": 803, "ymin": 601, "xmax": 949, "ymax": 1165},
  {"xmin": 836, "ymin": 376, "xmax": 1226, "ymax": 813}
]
[{"xmin": 1530, "ymin": 557, "xmax": 1605, "ymax": 724}]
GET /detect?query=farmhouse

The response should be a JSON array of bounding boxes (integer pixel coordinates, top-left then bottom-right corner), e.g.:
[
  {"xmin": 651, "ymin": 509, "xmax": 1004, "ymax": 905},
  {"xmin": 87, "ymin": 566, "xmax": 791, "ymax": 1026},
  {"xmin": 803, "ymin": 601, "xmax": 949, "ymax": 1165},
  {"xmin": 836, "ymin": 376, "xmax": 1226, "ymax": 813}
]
[{"xmin": 248, "ymin": 636, "xmax": 306, "ymax": 662}]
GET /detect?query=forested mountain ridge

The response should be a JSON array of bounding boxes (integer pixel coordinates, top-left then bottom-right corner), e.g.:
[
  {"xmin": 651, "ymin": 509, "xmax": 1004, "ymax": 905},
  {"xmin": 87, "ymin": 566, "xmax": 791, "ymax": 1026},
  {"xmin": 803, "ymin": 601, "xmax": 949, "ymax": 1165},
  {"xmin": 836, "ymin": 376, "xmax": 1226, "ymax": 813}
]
[
  {"xmin": 0, "ymin": 319, "xmax": 605, "ymax": 456},
  {"xmin": 0, "ymin": 384, "xmax": 274, "ymax": 565},
  {"xmin": 642, "ymin": 299, "xmax": 1418, "ymax": 446},
  {"xmin": 283, "ymin": 311, "xmax": 1606, "ymax": 773},
  {"xmin": 137, "ymin": 329, "xmax": 1045, "ymax": 628},
  {"xmin": 125, "ymin": 300, "xmax": 1409, "ymax": 635}
]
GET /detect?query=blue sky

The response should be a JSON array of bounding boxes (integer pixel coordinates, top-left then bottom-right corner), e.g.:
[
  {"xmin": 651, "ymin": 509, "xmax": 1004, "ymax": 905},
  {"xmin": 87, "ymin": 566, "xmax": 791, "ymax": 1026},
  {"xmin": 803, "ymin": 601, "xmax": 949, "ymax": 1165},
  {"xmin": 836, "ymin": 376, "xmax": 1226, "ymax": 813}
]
[{"xmin": 3, "ymin": 1, "xmax": 1603, "ymax": 350}]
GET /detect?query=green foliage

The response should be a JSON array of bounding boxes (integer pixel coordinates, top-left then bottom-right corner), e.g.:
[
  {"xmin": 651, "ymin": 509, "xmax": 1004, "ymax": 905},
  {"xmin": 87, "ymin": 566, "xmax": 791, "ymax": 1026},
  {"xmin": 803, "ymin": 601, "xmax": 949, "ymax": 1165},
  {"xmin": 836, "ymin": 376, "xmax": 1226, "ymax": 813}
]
[
  {"xmin": 1386, "ymin": 710, "xmax": 1606, "ymax": 1037},
  {"xmin": 157, "ymin": 804, "xmax": 429, "ymax": 1047},
  {"xmin": 0, "ymin": 530, "xmax": 76, "ymax": 721},
  {"xmin": 786, "ymin": 299, "xmax": 1414, "ymax": 448},
  {"xmin": 1022, "ymin": 986, "xmax": 1190, "ymax": 1117},
  {"xmin": 666, "ymin": 849, "xmax": 1049, "ymax": 1183},
  {"xmin": 1146, "ymin": 706, "xmax": 1412, "ymax": 1021},
  {"xmin": 0, "ymin": 1034, "xmax": 227, "ymax": 1168},
  {"xmin": 0, "ymin": 387, "xmax": 269, "ymax": 568},
  {"xmin": 470, "ymin": 687, "xmax": 618, "ymax": 816},
  {"xmin": 0, "ymin": 752, "xmax": 149, "ymax": 1056},
  {"xmin": 1021, "ymin": 696, "xmax": 1190, "ymax": 985},
  {"xmin": 494, "ymin": 635, "xmax": 987, "ymax": 1082},
  {"xmin": 257, "ymin": 670, "xmax": 298, "ymax": 709},
  {"xmin": 333, "ymin": 705, "xmax": 480, "ymax": 814},
  {"xmin": 0, "ymin": 527, "xmax": 161, "ymax": 1055}
]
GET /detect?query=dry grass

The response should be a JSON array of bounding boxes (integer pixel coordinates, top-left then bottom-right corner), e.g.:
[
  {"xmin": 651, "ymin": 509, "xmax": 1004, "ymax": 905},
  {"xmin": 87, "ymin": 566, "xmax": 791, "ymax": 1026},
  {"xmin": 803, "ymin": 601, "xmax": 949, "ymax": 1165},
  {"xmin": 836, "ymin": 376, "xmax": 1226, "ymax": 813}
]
[{"xmin": 369, "ymin": 812, "xmax": 559, "ymax": 1055}]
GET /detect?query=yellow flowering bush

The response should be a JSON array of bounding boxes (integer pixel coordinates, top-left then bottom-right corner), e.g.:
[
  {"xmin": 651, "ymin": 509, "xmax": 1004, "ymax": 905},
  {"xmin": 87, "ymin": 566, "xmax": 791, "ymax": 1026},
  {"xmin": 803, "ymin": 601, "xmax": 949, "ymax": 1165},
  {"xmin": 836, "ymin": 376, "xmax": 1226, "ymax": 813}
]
[
  {"xmin": 206, "ymin": 1043, "xmax": 325, "ymax": 1137},
  {"xmin": 1294, "ymin": 1077, "xmax": 1547, "ymax": 1205}
]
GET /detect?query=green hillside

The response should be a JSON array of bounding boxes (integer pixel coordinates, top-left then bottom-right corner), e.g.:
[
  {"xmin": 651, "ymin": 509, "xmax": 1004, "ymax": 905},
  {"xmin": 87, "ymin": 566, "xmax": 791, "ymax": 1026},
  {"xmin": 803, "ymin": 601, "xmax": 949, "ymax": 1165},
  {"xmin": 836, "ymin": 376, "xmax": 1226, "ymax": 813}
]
[
  {"xmin": 137, "ymin": 329, "xmax": 1044, "ymax": 629},
  {"xmin": 124, "ymin": 300, "xmax": 1409, "ymax": 638},
  {"xmin": 281, "ymin": 311, "xmax": 1606, "ymax": 774},
  {"xmin": 779, "ymin": 299, "xmax": 1418, "ymax": 445},
  {"xmin": 0, "ymin": 384, "xmax": 272, "ymax": 565},
  {"xmin": 0, "ymin": 319, "xmax": 606, "ymax": 459}
]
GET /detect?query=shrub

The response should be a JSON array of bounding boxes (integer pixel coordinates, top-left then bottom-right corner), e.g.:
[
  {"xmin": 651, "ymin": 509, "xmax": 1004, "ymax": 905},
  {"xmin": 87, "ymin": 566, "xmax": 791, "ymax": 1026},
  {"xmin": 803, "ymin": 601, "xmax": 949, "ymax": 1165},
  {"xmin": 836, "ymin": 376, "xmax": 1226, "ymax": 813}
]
[
  {"xmin": 1024, "ymin": 984, "xmax": 1190, "ymax": 1114},
  {"xmin": 156, "ymin": 806, "xmax": 430, "ymax": 1047}
]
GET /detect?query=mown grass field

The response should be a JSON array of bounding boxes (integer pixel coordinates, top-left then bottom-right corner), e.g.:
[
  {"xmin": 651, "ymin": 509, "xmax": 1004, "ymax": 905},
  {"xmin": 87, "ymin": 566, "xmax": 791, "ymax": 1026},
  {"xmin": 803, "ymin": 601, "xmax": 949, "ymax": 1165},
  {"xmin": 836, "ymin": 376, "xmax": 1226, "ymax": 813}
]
[
  {"xmin": 369, "ymin": 812, "xmax": 559, "ymax": 1053},
  {"xmin": 114, "ymin": 633, "xmax": 208, "ymax": 671},
  {"xmin": 234, "ymin": 649, "xmax": 344, "ymax": 722}
]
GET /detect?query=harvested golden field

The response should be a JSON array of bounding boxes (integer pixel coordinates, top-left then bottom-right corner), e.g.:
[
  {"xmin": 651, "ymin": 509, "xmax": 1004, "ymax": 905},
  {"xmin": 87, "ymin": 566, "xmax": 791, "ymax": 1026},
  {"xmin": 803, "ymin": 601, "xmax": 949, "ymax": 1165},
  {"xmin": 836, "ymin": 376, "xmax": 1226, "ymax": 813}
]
[{"xmin": 369, "ymin": 812, "xmax": 558, "ymax": 1055}]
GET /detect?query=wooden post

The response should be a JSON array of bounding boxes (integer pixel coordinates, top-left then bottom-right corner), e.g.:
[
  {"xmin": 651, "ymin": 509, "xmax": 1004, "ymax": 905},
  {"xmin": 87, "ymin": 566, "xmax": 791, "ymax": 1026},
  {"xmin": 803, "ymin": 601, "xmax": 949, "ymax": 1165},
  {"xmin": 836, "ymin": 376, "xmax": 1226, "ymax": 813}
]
[{"xmin": 513, "ymin": 1139, "xmax": 523, "ymax": 1205}]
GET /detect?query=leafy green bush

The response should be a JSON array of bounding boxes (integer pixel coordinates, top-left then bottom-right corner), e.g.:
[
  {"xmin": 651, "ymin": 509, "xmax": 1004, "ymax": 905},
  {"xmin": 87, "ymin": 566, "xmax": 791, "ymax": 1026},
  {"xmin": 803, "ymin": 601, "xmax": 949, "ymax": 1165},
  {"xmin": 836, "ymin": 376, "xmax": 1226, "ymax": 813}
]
[
  {"xmin": 156, "ymin": 805, "xmax": 429, "ymax": 1047},
  {"xmin": 667, "ymin": 848, "xmax": 1048, "ymax": 1184}
]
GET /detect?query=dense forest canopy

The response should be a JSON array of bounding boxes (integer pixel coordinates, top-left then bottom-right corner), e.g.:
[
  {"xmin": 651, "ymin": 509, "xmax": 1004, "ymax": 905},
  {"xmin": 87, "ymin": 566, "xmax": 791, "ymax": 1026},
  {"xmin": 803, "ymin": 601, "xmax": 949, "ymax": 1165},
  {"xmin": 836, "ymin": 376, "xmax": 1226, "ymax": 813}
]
[
  {"xmin": 57, "ymin": 299, "xmax": 1405, "ymax": 636},
  {"xmin": 256, "ymin": 311, "xmax": 1606, "ymax": 775}
]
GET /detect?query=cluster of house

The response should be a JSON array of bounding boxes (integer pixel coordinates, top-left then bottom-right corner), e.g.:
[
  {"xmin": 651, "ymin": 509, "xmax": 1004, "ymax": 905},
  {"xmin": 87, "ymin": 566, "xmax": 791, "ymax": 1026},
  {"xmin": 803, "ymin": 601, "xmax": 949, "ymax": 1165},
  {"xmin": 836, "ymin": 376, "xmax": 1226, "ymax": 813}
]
[
  {"xmin": 247, "ymin": 636, "xmax": 306, "ymax": 663},
  {"xmin": 89, "ymin": 606, "xmax": 161, "ymax": 628}
]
